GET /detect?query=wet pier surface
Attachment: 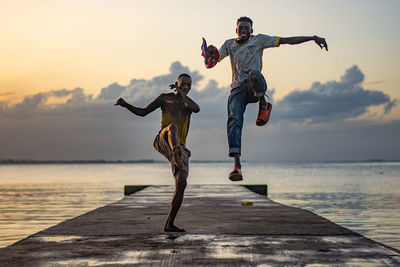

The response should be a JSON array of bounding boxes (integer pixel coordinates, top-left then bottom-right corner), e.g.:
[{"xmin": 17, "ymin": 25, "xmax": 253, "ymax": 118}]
[{"xmin": 1, "ymin": 185, "xmax": 399, "ymax": 266}]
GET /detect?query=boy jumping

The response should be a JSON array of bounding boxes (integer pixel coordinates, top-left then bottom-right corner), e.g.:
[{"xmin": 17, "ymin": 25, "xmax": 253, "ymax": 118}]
[{"xmin": 115, "ymin": 73, "xmax": 200, "ymax": 232}]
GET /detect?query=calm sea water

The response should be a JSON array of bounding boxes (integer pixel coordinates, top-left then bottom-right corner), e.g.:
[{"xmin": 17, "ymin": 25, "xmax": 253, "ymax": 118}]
[{"xmin": 0, "ymin": 162, "xmax": 399, "ymax": 250}]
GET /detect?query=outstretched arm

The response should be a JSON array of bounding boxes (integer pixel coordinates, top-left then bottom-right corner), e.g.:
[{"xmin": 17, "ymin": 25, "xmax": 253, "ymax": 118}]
[
  {"xmin": 280, "ymin": 35, "xmax": 328, "ymax": 51},
  {"xmin": 115, "ymin": 97, "xmax": 161, "ymax": 117}
]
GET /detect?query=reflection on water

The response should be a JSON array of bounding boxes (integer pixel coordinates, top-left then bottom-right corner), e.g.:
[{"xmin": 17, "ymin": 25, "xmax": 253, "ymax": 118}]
[
  {"xmin": 0, "ymin": 162, "xmax": 399, "ymax": 250},
  {"xmin": 0, "ymin": 183, "xmax": 121, "ymax": 247},
  {"xmin": 269, "ymin": 192, "xmax": 400, "ymax": 250}
]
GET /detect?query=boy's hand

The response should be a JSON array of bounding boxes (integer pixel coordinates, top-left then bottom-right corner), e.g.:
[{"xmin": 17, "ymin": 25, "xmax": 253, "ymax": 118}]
[
  {"xmin": 115, "ymin": 98, "xmax": 127, "ymax": 107},
  {"xmin": 175, "ymin": 86, "xmax": 187, "ymax": 97}
]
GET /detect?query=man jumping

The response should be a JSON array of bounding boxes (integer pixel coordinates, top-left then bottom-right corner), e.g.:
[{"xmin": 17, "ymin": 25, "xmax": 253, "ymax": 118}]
[{"xmin": 203, "ymin": 16, "xmax": 328, "ymax": 181}]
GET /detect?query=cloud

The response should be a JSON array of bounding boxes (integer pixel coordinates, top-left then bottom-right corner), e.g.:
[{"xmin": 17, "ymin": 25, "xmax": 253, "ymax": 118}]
[
  {"xmin": 1, "ymin": 88, "xmax": 92, "ymax": 118},
  {"xmin": 273, "ymin": 66, "xmax": 397, "ymax": 123},
  {"xmin": 0, "ymin": 92, "xmax": 14, "ymax": 97},
  {"xmin": 0, "ymin": 62, "xmax": 214, "ymax": 160},
  {"xmin": 0, "ymin": 62, "xmax": 398, "ymax": 161},
  {"xmin": 97, "ymin": 61, "xmax": 203, "ymax": 106},
  {"xmin": 241, "ymin": 119, "xmax": 400, "ymax": 161},
  {"xmin": 190, "ymin": 80, "xmax": 230, "ymax": 129}
]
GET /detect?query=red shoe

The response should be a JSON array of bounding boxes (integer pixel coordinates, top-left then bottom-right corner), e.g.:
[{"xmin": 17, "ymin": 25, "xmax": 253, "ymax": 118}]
[
  {"xmin": 256, "ymin": 103, "xmax": 272, "ymax": 126},
  {"xmin": 229, "ymin": 167, "xmax": 243, "ymax": 181}
]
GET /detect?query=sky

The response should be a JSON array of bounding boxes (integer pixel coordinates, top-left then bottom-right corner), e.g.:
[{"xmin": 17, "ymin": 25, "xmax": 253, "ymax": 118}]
[{"xmin": 1, "ymin": 0, "xmax": 399, "ymax": 161}]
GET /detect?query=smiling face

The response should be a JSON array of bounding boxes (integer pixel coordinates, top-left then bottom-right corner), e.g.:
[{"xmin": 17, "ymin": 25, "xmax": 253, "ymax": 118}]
[
  {"xmin": 236, "ymin": 21, "xmax": 253, "ymax": 42},
  {"xmin": 177, "ymin": 76, "xmax": 192, "ymax": 94}
]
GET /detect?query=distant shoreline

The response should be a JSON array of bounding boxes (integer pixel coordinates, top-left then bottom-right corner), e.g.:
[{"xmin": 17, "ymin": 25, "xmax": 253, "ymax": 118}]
[
  {"xmin": 0, "ymin": 159, "xmax": 399, "ymax": 164},
  {"xmin": 0, "ymin": 159, "xmax": 159, "ymax": 164}
]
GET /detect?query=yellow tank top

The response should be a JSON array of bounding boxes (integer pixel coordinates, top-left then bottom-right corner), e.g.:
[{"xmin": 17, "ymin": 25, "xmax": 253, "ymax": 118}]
[{"xmin": 160, "ymin": 94, "xmax": 191, "ymax": 146}]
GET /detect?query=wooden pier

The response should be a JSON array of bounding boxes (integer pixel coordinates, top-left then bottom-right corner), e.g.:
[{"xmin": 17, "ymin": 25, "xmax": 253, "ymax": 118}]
[{"xmin": 0, "ymin": 185, "xmax": 399, "ymax": 266}]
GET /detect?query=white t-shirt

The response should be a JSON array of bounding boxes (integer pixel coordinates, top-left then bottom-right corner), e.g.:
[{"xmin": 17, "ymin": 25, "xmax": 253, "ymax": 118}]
[{"xmin": 219, "ymin": 34, "xmax": 280, "ymax": 89}]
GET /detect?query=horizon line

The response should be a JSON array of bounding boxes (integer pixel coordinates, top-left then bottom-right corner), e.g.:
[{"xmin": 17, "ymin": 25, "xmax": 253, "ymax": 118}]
[{"xmin": 1, "ymin": 159, "xmax": 399, "ymax": 164}]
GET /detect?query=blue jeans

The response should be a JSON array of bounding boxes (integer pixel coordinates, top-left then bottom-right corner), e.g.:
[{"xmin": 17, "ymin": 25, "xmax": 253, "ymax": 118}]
[{"xmin": 227, "ymin": 70, "xmax": 267, "ymax": 157}]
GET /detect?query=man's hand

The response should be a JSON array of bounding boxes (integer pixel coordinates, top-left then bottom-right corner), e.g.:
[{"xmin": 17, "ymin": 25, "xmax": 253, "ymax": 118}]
[
  {"xmin": 207, "ymin": 45, "xmax": 218, "ymax": 57},
  {"xmin": 314, "ymin": 36, "xmax": 328, "ymax": 51},
  {"xmin": 115, "ymin": 98, "xmax": 127, "ymax": 107},
  {"xmin": 201, "ymin": 38, "xmax": 219, "ymax": 69}
]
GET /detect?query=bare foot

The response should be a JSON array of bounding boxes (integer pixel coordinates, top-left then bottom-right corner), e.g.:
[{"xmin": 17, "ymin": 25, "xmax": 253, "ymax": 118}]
[
  {"xmin": 164, "ymin": 224, "xmax": 185, "ymax": 232},
  {"xmin": 173, "ymin": 146, "xmax": 183, "ymax": 169}
]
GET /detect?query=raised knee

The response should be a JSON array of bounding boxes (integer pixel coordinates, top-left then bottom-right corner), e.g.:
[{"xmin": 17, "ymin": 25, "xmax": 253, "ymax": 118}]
[
  {"xmin": 249, "ymin": 70, "xmax": 262, "ymax": 77},
  {"xmin": 168, "ymin": 124, "xmax": 178, "ymax": 133}
]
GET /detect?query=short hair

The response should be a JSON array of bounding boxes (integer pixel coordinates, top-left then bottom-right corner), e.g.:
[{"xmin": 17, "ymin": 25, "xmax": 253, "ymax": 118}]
[
  {"xmin": 178, "ymin": 73, "xmax": 191, "ymax": 80},
  {"xmin": 237, "ymin": 16, "xmax": 253, "ymax": 27}
]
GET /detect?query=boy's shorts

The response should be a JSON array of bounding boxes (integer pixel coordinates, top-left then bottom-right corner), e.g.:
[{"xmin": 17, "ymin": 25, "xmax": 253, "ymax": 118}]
[{"xmin": 153, "ymin": 131, "xmax": 191, "ymax": 175}]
